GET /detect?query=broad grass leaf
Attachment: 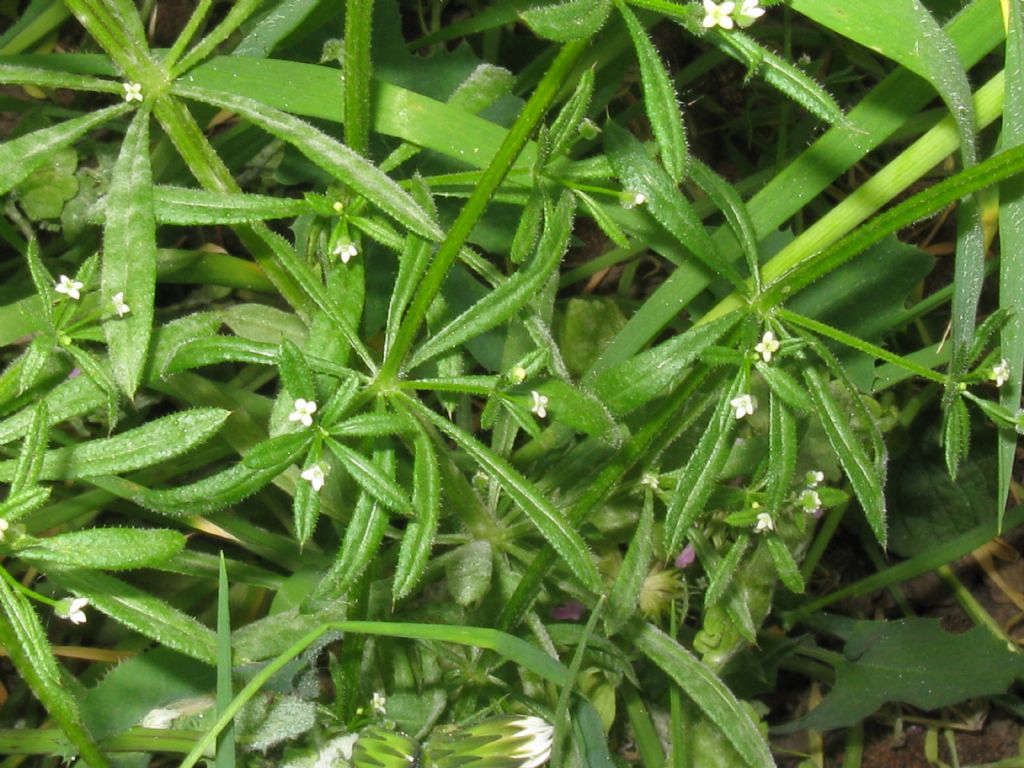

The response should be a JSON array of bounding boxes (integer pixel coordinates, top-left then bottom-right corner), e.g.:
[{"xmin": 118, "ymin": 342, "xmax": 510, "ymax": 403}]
[
  {"xmin": 520, "ymin": 0, "xmax": 612, "ymax": 41},
  {"xmin": 0, "ymin": 573, "xmax": 109, "ymax": 767},
  {"xmin": 47, "ymin": 568, "xmax": 217, "ymax": 664},
  {"xmin": 408, "ymin": 192, "xmax": 575, "ymax": 370},
  {"xmin": 103, "ymin": 108, "xmax": 156, "ymax": 398},
  {"xmin": 803, "ymin": 366, "xmax": 887, "ymax": 546},
  {"xmin": 778, "ymin": 618, "xmax": 1024, "ymax": 733},
  {"xmin": 393, "ymin": 432, "xmax": 441, "ymax": 601},
  {"xmin": 629, "ymin": 624, "xmax": 775, "ymax": 768},
  {"xmin": 172, "ymin": 82, "xmax": 442, "ymax": 242},
  {"xmin": 404, "ymin": 396, "xmax": 602, "ymax": 592},
  {"xmin": 618, "ymin": 0, "xmax": 687, "ymax": 182},
  {"xmin": 604, "ymin": 122, "xmax": 745, "ymax": 290},
  {"xmin": 0, "ymin": 408, "xmax": 229, "ymax": 481},
  {"xmin": 0, "ymin": 103, "xmax": 129, "ymax": 195},
  {"xmin": 19, "ymin": 528, "xmax": 186, "ymax": 570}
]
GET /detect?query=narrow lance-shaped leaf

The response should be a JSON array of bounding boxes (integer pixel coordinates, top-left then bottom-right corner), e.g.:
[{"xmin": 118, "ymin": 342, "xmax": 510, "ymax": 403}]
[
  {"xmin": 545, "ymin": 65, "xmax": 594, "ymax": 162},
  {"xmin": 942, "ymin": 395, "xmax": 971, "ymax": 480},
  {"xmin": 408, "ymin": 191, "xmax": 576, "ymax": 370},
  {"xmin": 618, "ymin": 0, "xmax": 688, "ymax": 183},
  {"xmin": 664, "ymin": 373, "xmax": 744, "ymax": 555},
  {"xmin": 689, "ymin": 158, "xmax": 760, "ymax": 290},
  {"xmin": 605, "ymin": 488, "xmax": 654, "ymax": 635},
  {"xmin": 393, "ymin": 431, "xmax": 441, "ymax": 601},
  {"xmin": 0, "ymin": 408, "xmax": 230, "ymax": 481},
  {"xmin": 11, "ymin": 401, "xmax": 48, "ymax": 495},
  {"xmin": 520, "ymin": 0, "xmax": 612, "ymax": 41},
  {"xmin": 0, "ymin": 487, "xmax": 51, "ymax": 524},
  {"xmin": 103, "ymin": 107, "xmax": 156, "ymax": 397},
  {"xmin": 325, "ymin": 437, "xmax": 413, "ymax": 516},
  {"xmin": 24, "ymin": 238, "xmax": 55, "ymax": 329},
  {"xmin": 703, "ymin": 534, "xmax": 749, "ymax": 609},
  {"xmin": 148, "ymin": 186, "xmax": 309, "ymax": 224},
  {"xmin": 764, "ymin": 535, "xmax": 805, "ymax": 594},
  {"xmin": 604, "ymin": 121, "xmax": 746, "ymax": 290},
  {"xmin": 0, "ymin": 569, "xmax": 111, "ymax": 768},
  {"xmin": 171, "ymin": 82, "xmax": 442, "ymax": 241},
  {"xmin": 294, "ymin": 446, "xmax": 323, "ymax": 546},
  {"xmin": 803, "ymin": 365, "xmax": 887, "ymax": 546},
  {"xmin": 278, "ymin": 339, "xmax": 316, "ymax": 402},
  {"xmin": 765, "ymin": 392, "xmax": 798, "ymax": 519},
  {"xmin": 403, "ymin": 396, "xmax": 602, "ymax": 593},
  {"xmin": 0, "ymin": 103, "xmax": 129, "ymax": 195},
  {"xmin": 47, "ymin": 567, "xmax": 217, "ymax": 665},
  {"xmin": 18, "ymin": 528, "xmax": 186, "ymax": 570}
]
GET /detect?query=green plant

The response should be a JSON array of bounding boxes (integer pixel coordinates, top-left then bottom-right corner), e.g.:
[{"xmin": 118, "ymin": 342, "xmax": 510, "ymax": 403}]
[{"xmin": 0, "ymin": 0, "xmax": 1022, "ymax": 766}]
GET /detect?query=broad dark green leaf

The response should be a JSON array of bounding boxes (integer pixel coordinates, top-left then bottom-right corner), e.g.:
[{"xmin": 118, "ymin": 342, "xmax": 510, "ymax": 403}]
[
  {"xmin": 779, "ymin": 618, "xmax": 1024, "ymax": 733},
  {"xmin": 0, "ymin": 408, "xmax": 229, "ymax": 482},
  {"xmin": 172, "ymin": 82, "xmax": 442, "ymax": 242},
  {"xmin": 19, "ymin": 528, "xmax": 186, "ymax": 570},
  {"xmin": 103, "ymin": 108, "xmax": 156, "ymax": 397}
]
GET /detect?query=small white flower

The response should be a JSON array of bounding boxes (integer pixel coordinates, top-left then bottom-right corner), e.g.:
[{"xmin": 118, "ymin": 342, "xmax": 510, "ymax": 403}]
[
  {"xmin": 57, "ymin": 596, "xmax": 89, "ymax": 625},
  {"xmin": 510, "ymin": 365, "xmax": 528, "ymax": 385},
  {"xmin": 289, "ymin": 398, "xmax": 318, "ymax": 428},
  {"xmin": 141, "ymin": 707, "xmax": 180, "ymax": 729},
  {"xmin": 798, "ymin": 53, "xmax": 812, "ymax": 66},
  {"xmin": 331, "ymin": 201, "xmax": 344, "ymax": 214},
  {"xmin": 371, "ymin": 691, "xmax": 387, "ymax": 715},
  {"xmin": 754, "ymin": 511, "xmax": 774, "ymax": 533},
  {"xmin": 805, "ymin": 469, "xmax": 824, "ymax": 488},
  {"xmin": 510, "ymin": 716, "xmax": 555, "ymax": 768},
  {"xmin": 703, "ymin": 0, "xmax": 736, "ymax": 29},
  {"xmin": 530, "ymin": 390, "xmax": 548, "ymax": 419},
  {"xmin": 736, "ymin": 0, "xmax": 765, "ymax": 27},
  {"xmin": 798, "ymin": 489, "xmax": 822, "ymax": 515},
  {"xmin": 641, "ymin": 472, "xmax": 660, "ymax": 490},
  {"xmin": 300, "ymin": 464, "xmax": 325, "ymax": 491},
  {"xmin": 754, "ymin": 331, "xmax": 780, "ymax": 362},
  {"xmin": 0, "ymin": 519, "xmax": 8, "ymax": 540},
  {"xmin": 991, "ymin": 358, "xmax": 1011, "ymax": 388},
  {"xmin": 55, "ymin": 275, "xmax": 83, "ymax": 300},
  {"xmin": 730, "ymin": 393, "xmax": 755, "ymax": 419},
  {"xmin": 333, "ymin": 241, "xmax": 358, "ymax": 264},
  {"xmin": 123, "ymin": 82, "xmax": 143, "ymax": 103},
  {"xmin": 622, "ymin": 190, "xmax": 646, "ymax": 208},
  {"xmin": 111, "ymin": 291, "xmax": 130, "ymax": 317}
]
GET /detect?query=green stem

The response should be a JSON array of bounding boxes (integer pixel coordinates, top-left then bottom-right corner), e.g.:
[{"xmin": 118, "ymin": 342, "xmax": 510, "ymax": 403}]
[
  {"xmin": 377, "ymin": 38, "xmax": 589, "ymax": 384},
  {"xmin": 344, "ymin": 0, "xmax": 374, "ymax": 157}
]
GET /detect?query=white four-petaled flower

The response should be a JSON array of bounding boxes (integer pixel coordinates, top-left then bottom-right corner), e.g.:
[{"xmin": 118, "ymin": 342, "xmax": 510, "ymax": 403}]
[
  {"xmin": 510, "ymin": 365, "xmax": 528, "ymax": 385},
  {"xmin": 55, "ymin": 274, "xmax": 83, "ymax": 300},
  {"xmin": 530, "ymin": 390, "xmax": 548, "ymax": 419},
  {"xmin": 301, "ymin": 464, "xmax": 325, "ymax": 491},
  {"xmin": 59, "ymin": 596, "xmax": 89, "ymax": 625},
  {"xmin": 736, "ymin": 0, "xmax": 766, "ymax": 27},
  {"xmin": 754, "ymin": 511, "xmax": 774, "ymax": 533},
  {"xmin": 333, "ymin": 242, "xmax": 358, "ymax": 264},
  {"xmin": 798, "ymin": 489, "xmax": 822, "ymax": 515},
  {"xmin": 703, "ymin": 0, "xmax": 736, "ymax": 29},
  {"xmin": 289, "ymin": 398, "xmax": 318, "ymax": 428},
  {"xmin": 805, "ymin": 469, "xmax": 824, "ymax": 488},
  {"xmin": 730, "ymin": 393, "xmax": 755, "ymax": 419},
  {"xmin": 991, "ymin": 358, "xmax": 1010, "ymax": 388},
  {"xmin": 112, "ymin": 291, "xmax": 130, "ymax": 317},
  {"xmin": 123, "ymin": 82, "xmax": 143, "ymax": 103},
  {"xmin": 755, "ymin": 330, "xmax": 780, "ymax": 362}
]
